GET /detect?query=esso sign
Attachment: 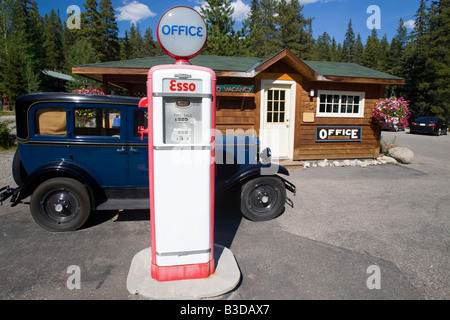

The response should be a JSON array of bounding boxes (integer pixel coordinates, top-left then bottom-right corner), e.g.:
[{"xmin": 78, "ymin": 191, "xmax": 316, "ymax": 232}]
[
  {"xmin": 157, "ymin": 6, "xmax": 208, "ymax": 60},
  {"xmin": 163, "ymin": 78, "xmax": 202, "ymax": 93},
  {"xmin": 170, "ymin": 80, "xmax": 196, "ymax": 92}
]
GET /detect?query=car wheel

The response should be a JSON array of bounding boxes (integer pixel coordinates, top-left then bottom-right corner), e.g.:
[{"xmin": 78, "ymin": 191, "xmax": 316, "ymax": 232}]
[
  {"xmin": 240, "ymin": 177, "xmax": 286, "ymax": 221},
  {"xmin": 12, "ymin": 150, "xmax": 28, "ymax": 187},
  {"xmin": 30, "ymin": 178, "xmax": 91, "ymax": 232}
]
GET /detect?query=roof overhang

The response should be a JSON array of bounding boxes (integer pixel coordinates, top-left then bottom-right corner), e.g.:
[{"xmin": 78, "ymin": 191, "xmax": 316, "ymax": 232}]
[{"xmin": 72, "ymin": 49, "xmax": 405, "ymax": 90}]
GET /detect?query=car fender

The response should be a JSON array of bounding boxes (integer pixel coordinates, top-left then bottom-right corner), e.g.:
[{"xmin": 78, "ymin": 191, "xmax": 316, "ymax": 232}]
[
  {"xmin": 215, "ymin": 163, "xmax": 295, "ymax": 195},
  {"xmin": 13, "ymin": 160, "xmax": 105, "ymax": 207}
]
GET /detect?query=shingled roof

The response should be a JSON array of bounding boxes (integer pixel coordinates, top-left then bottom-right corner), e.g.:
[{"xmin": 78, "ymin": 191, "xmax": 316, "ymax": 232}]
[
  {"xmin": 303, "ymin": 60, "xmax": 404, "ymax": 81},
  {"xmin": 72, "ymin": 49, "xmax": 404, "ymax": 92}
]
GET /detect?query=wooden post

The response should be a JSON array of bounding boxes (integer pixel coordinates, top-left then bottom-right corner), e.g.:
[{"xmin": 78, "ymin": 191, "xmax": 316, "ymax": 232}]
[{"xmin": 102, "ymin": 75, "xmax": 109, "ymax": 95}]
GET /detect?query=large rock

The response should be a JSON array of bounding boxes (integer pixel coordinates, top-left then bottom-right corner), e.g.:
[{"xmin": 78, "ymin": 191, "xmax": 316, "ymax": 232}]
[{"xmin": 388, "ymin": 147, "xmax": 414, "ymax": 164}]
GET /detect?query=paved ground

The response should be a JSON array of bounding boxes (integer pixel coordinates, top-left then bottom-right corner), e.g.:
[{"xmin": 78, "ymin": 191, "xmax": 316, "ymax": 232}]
[{"xmin": 0, "ymin": 129, "xmax": 449, "ymax": 301}]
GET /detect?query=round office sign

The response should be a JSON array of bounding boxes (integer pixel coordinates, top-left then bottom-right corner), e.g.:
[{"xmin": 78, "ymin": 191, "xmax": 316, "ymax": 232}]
[{"xmin": 157, "ymin": 6, "xmax": 208, "ymax": 60}]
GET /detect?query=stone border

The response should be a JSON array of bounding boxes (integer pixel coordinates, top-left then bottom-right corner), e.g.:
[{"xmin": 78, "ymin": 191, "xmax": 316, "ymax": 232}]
[{"xmin": 302, "ymin": 155, "xmax": 399, "ymax": 169}]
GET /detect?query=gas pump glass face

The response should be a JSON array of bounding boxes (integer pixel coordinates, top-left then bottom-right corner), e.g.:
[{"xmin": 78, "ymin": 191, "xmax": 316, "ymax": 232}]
[{"xmin": 163, "ymin": 98, "xmax": 202, "ymax": 144}]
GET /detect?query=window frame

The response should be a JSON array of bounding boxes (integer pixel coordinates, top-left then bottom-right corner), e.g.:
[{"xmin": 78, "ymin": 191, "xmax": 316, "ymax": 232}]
[
  {"xmin": 265, "ymin": 88, "xmax": 287, "ymax": 124},
  {"xmin": 316, "ymin": 90, "xmax": 365, "ymax": 118},
  {"xmin": 73, "ymin": 106, "xmax": 122, "ymax": 139},
  {"xmin": 34, "ymin": 106, "xmax": 68, "ymax": 137}
]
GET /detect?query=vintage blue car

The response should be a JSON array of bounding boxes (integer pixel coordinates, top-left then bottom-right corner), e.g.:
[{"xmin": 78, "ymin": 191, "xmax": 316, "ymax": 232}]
[{"xmin": 1, "ymin": 93, "xmax": 295, "ymax": 231}]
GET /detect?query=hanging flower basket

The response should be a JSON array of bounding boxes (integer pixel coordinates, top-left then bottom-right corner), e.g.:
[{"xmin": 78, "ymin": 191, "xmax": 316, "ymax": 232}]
[
  {"xmin": 371, "ymin": 97, "xmax": 411, "ymax": 129},
  {"xmin": 73, "ymin": 86, "xmax": 105, "ymax": 95}
]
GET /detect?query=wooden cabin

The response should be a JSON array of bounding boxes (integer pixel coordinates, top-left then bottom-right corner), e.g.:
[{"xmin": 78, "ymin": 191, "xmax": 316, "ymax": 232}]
[{"xmin": 73, "ymin": 49, "xmax": 405, "ymax": 160}]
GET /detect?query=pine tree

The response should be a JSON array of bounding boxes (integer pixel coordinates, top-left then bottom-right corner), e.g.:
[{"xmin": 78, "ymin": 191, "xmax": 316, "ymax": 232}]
[
  {"xmin": 276, "ymin": 0, "xmax": 314, "ymax": 59},
  {"xmin": 354, "ymin": 34, "xmax": 364, "ymax": 64},
  {"xmin": 342, "ymin": 19, "xmax": 356, "ymax": 62},
  {"xmin": 246, "ymin": 0, "xmax": 278, "ymax": 57},
  {"xmin": 399, "ymin": 0, "xmax": 430, "ymax": 119},
  {"xmin": 98, "ymin": 0, "xmax": 120, "ymax": 62},
  {"xmin": 362, "ymin": 28, "xmax": 380, "ymax": 70},
  {"xmin": 314, "ymin": 32, "xmax": 332, "ymax": 61},
  {"xmin": 387, "ymin": 18, "xmax": 408, "ymax": 75},
  {"xmin": 43, "ymin": 9, "xmax": 64, "ymax": 71},
  {"xmin": 81, "ymin": 0, "xmax": 102, "ymax": 59},
  {"xmin": 120, "ymin": 30, "xmax": 133, "ymax": 60},
  {"xmin": 201, "ymin": 0, "xmax": 239, "ymax": 56},
  {"xmin": 378, "ymin": 34, "xmax": 390, "ymax": 72},
  {"xmin": 65, "ymin": 38, "xmax": 99, "ymax": 92},
  {"xmin": 423, "ymin": 0, "xmax": 450, "ymax": 119},
  {"xmin": 142, "ymin": 28, "xmax": 159, "ymax": 57},
  {"xmin": 243, "ymin": 0, "xmax": 266, "ymax": 57},
  {"xmin": 0, "ymin": 0, "xmax": 15, "ymax": 92},
  {"xmin": 129, "ymin": 23, "xmax": 145, "ymax": 58},
  {"xmin": 2, "ymin": 0, "xmax": 45, "ymax": 102},
  {"xmin": 330, "ymin": 37, "xmax": 341, "ymax": 62}
]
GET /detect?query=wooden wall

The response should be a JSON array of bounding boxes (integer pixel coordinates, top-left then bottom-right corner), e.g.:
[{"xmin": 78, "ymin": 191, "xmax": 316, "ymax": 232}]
[
  {"xmin": 294, "ymin": 80, "xmax": 384, "ymax": 160},
  {"xmin": 215, "ymin": 77, "xmax": 256, "ymax": 133},
  {"xmin": 215, "ymin": 72, "xmax": 385, "ymax": 160}
]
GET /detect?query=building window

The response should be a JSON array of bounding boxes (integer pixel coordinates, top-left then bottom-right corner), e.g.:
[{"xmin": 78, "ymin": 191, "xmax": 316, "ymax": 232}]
[
  {"xmin": 316, "ymin": 91, "xmax": 365, "ymax": 118},
  {"xmin": 266, "ymin": 89, "xmax": 286, "ymax": 123}
]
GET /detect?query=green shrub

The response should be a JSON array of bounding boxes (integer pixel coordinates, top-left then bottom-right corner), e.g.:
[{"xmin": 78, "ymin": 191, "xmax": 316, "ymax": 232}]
[{"xmin": 0, "ymin": 120, "xmax": 15, "ymax": 149}]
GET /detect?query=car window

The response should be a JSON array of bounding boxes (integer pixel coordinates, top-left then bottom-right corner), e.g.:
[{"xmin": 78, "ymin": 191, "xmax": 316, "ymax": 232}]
[
  {"xmin": 134, "ymin": 110, "xmax": 148, "ymax": 137},
  {"xmin": 74, "ymin": 108, "xmax": 121, "ymax": 137},
  {"xmin": 35, "ymin": 107, "xmax": 67, "ymax": 136}
]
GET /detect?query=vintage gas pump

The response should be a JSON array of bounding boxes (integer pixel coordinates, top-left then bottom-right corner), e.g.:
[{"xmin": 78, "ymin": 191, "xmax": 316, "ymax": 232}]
[{"xmin": 138, "ymin": 6, "xmax": 216, "ymax": 281}]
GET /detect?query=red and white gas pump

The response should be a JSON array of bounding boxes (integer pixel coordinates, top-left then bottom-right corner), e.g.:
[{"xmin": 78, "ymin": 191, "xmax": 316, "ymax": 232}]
[{"xmin": 139, "ymin": 6, "xmax": 216, "ymax": 281}]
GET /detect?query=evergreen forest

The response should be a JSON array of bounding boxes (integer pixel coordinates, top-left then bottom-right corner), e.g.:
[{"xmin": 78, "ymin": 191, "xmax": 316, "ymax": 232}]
[{"xmin": 0, "ymin": 0, "xmax": 449, "ymax": 121}]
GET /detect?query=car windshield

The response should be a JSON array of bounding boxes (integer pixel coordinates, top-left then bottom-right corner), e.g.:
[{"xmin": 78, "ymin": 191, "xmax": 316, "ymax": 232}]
[{"xmin": 416, "ymin": 117, "xmax": 437, "ymax": 122}]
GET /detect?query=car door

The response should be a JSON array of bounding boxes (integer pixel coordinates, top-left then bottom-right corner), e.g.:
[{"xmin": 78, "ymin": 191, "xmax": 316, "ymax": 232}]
[
  {"xmin": 69, "ymin": 103, "xmax": 128, "ymax": 188},
  {"xmin": 127, "ymin": 107, "xmax": 149, "ymax": 187}
]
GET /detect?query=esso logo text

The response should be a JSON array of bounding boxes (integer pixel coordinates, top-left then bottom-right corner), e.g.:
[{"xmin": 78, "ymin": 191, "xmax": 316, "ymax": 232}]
[
  {"xmin": 170, "ymin": 80, "xmax": 196, "ymax": 92},
  {"xmin": 161, "ymin": 25, "xmax": 204, "ymax": 38}
]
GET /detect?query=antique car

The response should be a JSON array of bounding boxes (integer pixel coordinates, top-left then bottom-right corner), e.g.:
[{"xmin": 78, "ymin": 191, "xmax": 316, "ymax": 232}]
[{"xmin": 1, "ymin": 93, "xmax": 295, "ymax": 231}]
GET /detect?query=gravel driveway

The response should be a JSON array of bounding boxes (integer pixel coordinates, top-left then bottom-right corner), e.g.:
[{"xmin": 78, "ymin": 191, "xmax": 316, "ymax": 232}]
[{"xmin": 0, "ymin": 149, "xmax": 15, "ymax": 187}]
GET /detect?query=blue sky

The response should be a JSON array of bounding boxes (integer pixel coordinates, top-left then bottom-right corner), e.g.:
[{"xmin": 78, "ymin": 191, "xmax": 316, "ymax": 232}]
[{"xmin": 37, "ymin": 0, "xmax": 420, "ymax": 45}]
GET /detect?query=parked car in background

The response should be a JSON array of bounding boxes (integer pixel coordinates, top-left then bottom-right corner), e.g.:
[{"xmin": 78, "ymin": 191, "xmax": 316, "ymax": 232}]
[{"xmin": 410, "ymin": 117, "xmax": 449, "ymax": 136}]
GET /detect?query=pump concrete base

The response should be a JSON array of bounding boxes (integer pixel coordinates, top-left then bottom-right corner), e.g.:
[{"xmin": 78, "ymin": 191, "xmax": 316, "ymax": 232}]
[{"xmin": 126, "ymin": 244, "xmax": 240, "ymax": 299}]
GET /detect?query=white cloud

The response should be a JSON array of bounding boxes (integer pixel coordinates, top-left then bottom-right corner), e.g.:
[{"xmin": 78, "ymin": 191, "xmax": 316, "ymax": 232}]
[
  {"xmin": 231, "ymin": 0, "xmax": 251, "ymax": 21},
  {"xmin": 404, "ymin": 19, "xmax": 416, "ymax": 30},
  {"xmin": 299, "ymin": 0, "xmax": 320, "ymax": 3},
  {"xmin": 194, "ymin": 0, "xmax": 251, "ymax": 22},
  {"xmin": 116, "ymin": 1, "xmax": 156, "ymax": 25}
]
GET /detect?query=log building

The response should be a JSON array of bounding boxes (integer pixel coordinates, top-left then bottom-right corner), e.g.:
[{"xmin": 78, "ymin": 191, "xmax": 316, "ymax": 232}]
[{"xmin": 73, "ymin": 49, "xmax": 405, "ymax": 160}]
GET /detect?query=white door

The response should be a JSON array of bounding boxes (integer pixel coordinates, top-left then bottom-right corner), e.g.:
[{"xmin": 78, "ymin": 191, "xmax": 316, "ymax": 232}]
[{"xmin": 260, "ymin": 80, "xmax": 296, "ymax": 160}]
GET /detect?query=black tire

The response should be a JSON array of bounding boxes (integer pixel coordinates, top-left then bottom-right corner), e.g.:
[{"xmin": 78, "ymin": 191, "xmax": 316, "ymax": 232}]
[
  {"xmin": 12, "ymin": 150, "xmax": 28, "ymax": 186},
  {"xmin": 30, "ymin": 178, "xmax": 91, "ymax": 232},
  {"xmin": 240, "ymin": 176, "xmax": 286, "ymax": 221}
]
